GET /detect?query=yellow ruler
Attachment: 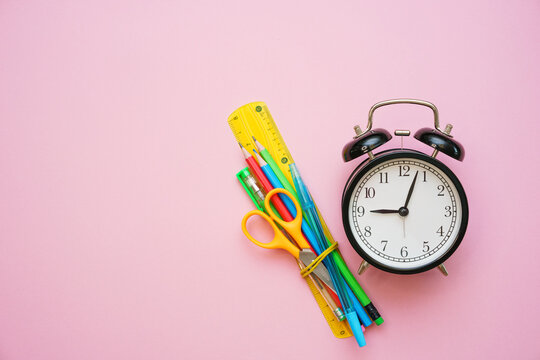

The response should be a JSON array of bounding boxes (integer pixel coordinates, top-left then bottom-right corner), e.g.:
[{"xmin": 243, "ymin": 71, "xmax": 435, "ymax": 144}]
[
  {"xmin": 228, "ymin": 102, "xmax": 295, "ymax": 183},
  {"xmin": 228, "ymin": 101, "xmax": 352, "ymax": 339}
]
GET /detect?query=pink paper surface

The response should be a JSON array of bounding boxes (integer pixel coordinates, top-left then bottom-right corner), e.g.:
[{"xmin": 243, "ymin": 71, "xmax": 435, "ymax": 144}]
[{"xmin": 1, "ymin": 1, "xmax": 539, "ymax": 359}]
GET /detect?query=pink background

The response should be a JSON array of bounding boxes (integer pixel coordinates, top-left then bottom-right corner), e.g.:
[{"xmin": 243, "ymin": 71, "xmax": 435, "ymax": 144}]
[{"xmin": 1, "ymin": 1, "xmax": 539, "ymax": 359}]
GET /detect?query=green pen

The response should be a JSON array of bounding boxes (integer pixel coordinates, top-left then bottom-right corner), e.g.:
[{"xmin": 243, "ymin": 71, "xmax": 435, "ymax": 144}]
[{"xmin": 253, "ymin": 137, "xmax": 383, "ymax": 325}]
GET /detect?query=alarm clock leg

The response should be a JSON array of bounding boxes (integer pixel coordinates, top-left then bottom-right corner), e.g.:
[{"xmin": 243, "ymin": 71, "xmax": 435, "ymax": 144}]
[
  {"xmin": 438, "ymin": 263, "xmax": 448, "ymax": 276},
  {"xmin": 357, "ymin": 260, "xmax": 370, "ymax": 275}
]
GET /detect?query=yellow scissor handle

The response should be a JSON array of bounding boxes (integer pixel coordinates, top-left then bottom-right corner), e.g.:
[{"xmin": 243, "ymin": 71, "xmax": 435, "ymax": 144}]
[
  {"xmin": 241, "ymin": 209, "xmax": 300, "ymax": 259},
  {"xmin": 263, "ymin": 188, "xmax": 308, "ymax": 249}
]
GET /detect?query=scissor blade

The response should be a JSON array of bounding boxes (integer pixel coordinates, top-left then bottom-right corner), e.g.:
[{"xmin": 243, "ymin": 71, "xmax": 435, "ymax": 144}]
[{"xmin": 298, "ymin": 250, "xmax": 336, "ymax": 292}]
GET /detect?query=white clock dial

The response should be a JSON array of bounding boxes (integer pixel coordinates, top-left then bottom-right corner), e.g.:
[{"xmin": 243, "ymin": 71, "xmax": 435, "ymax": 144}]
[{"xmin": 347, "ymin": 156, "xmax": 464, "ymax": 271}]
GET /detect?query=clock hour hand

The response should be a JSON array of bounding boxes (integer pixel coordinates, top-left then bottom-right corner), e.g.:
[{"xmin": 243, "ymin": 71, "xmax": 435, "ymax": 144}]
[{"xmin": 370, "ymin": 209, "xmax": 400, "ymax": 214}]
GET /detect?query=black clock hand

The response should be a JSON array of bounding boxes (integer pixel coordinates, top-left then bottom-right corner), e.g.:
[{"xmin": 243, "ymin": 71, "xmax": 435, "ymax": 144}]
[
  {"xmin": 370, "ymin": 209, "xmax": 400, "ymax": 214},
  {"xmin": 403, "ymin": 171, "xmax": 419, "ymax": 209}
]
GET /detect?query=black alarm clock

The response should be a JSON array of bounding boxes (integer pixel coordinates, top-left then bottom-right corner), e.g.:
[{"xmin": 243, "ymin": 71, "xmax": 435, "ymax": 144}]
[{"xmin": 341, "ymin": 99, "xmax": 469, "ymax": 276}]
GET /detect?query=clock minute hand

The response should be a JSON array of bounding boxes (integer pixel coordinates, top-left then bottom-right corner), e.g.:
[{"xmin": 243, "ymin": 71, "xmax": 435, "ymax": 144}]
[
  {"xmin": 370, "ymin": 209, "xmax": 400, "ymax": 214},
  {"xmin": 403, "ymin": 171, "xmax": 419, "ymax": 209}
]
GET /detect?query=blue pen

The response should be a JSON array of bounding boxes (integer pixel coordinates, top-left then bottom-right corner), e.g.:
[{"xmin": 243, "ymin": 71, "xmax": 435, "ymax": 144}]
[
  {"xmin": 253, "ymin": 151, "xmax": 373, "ymax": 326},
  {"xmin": 290, "ymin": 163, "xmax": 366, "ymax": 347},
  {"xmin": 253, "ymin": 151, "xmax": 350, "ymax": 320},
  {"xmin": 253, "ymin": 152, "xmax": 341, "ymax": 295}
]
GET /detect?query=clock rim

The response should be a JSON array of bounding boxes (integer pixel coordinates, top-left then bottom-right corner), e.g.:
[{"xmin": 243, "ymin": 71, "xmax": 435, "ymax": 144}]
[{"xmin": 341, "ymin": 149, "xmax": 469, "ymax": 275}]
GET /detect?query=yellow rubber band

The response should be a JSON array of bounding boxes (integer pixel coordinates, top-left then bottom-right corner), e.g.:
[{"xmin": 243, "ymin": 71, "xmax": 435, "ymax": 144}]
[{"xmin": 300, "ymin": 242, "xmax": 338, "ymax": 278}]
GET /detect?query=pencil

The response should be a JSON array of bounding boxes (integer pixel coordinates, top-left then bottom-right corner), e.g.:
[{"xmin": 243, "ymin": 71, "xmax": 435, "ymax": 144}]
[
  {"xmin": 253, "ymin": 136, "xmax": 299, "ymax": 200},
  {"xmin": 252, "ymin": 150, "xmax": 297, "ymax": 217},
  {"xmin": 239, "ymin": 143, "xmax": 293, "ymax": 222}
]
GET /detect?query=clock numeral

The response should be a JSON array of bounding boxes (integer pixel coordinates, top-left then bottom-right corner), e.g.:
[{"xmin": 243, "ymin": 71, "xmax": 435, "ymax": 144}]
[
  {"xmin": 400, "ymin": 246, "xmax": 408, "ymax": 257},
  {"xmin": 437, "ymin": 185, "xmax": 445, "ymax": 196},
  {"xmin": 363, "ymin": 226, "xmax": 372, "ymax": 237},
  {"xmin": 364, "ymin": 187, "xmax": 375, "ymax": 198},
  {"xmin": 399, "ymin": 165, "xmax": 410, "ymax": 177},
  {"xmin": 444, "ymin": 206, "xmax": 452, "ymax": 217},
  {"xmin": 422, "ymin": 170, "xmax": 427, "ymax": 182},
  {"xmin": 379, "ymin": 172, "xmax": 388, "ymax": 183},
  {"xmin": 423, "ymin": 241, "xmax": 430, "ymax": 252},
  {"xmin": 436, "ymin": 226, "xmax": 444, "ymax": 237},
  {"xmin": 381, "ymin": 240, "xmax": 388, "ymax": 251},
  {"xmin": 357, "ymin": 206, "xmax": 365, "ymax": 217}
]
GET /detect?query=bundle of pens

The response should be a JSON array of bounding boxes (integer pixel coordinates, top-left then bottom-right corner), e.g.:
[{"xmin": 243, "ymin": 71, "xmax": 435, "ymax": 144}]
[{"xmin": 229, "ymin": 102, "xmax": 383, "ymax": 348}]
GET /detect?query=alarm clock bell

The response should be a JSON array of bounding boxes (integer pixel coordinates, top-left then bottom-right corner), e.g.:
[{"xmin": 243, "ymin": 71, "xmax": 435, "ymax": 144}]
[
  {"xmin": 414, "ymin": 127, "xmax": 465, "ymax": 161},
  {"xmin": 342, "ymin": 128, "xmax": 392, "ymax": 162}
]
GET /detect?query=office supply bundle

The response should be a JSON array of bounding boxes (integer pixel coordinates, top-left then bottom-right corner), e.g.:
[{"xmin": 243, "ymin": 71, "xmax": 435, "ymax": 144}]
[{"xmin": 228, "ymin": 102, "xmax": 383, "ymax": 348}]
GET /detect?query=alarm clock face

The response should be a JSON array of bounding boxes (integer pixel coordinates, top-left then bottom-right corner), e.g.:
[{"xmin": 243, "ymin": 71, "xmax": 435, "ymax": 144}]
[{"xmin": 342, "ymin": 150, "xmax": 468, "ymax": 274}]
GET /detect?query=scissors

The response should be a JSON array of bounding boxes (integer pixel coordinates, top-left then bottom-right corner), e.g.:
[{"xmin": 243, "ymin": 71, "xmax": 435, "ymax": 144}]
[{"xmin": 241, "ymin": 188, "xmax": 335, "ymax": 292}]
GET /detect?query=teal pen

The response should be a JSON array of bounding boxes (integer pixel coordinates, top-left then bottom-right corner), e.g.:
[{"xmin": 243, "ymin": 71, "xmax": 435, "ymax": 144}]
[
  {"xmin": 290, "ymin": 163, "xmax": 366, "ymax": 347},
  {"xmin": 253, "ymin": 151, "xmax": 373, "ymax": 326}
]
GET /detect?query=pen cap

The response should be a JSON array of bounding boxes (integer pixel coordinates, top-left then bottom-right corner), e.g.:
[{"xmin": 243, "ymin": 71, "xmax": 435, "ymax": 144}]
[
  {"xmin": 345, "ymin": 312, "xmax": 366, "ymax": 347},
  {"xmin": 289, "ymin": 164, "xmax": 314, "ymax": 208}
]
